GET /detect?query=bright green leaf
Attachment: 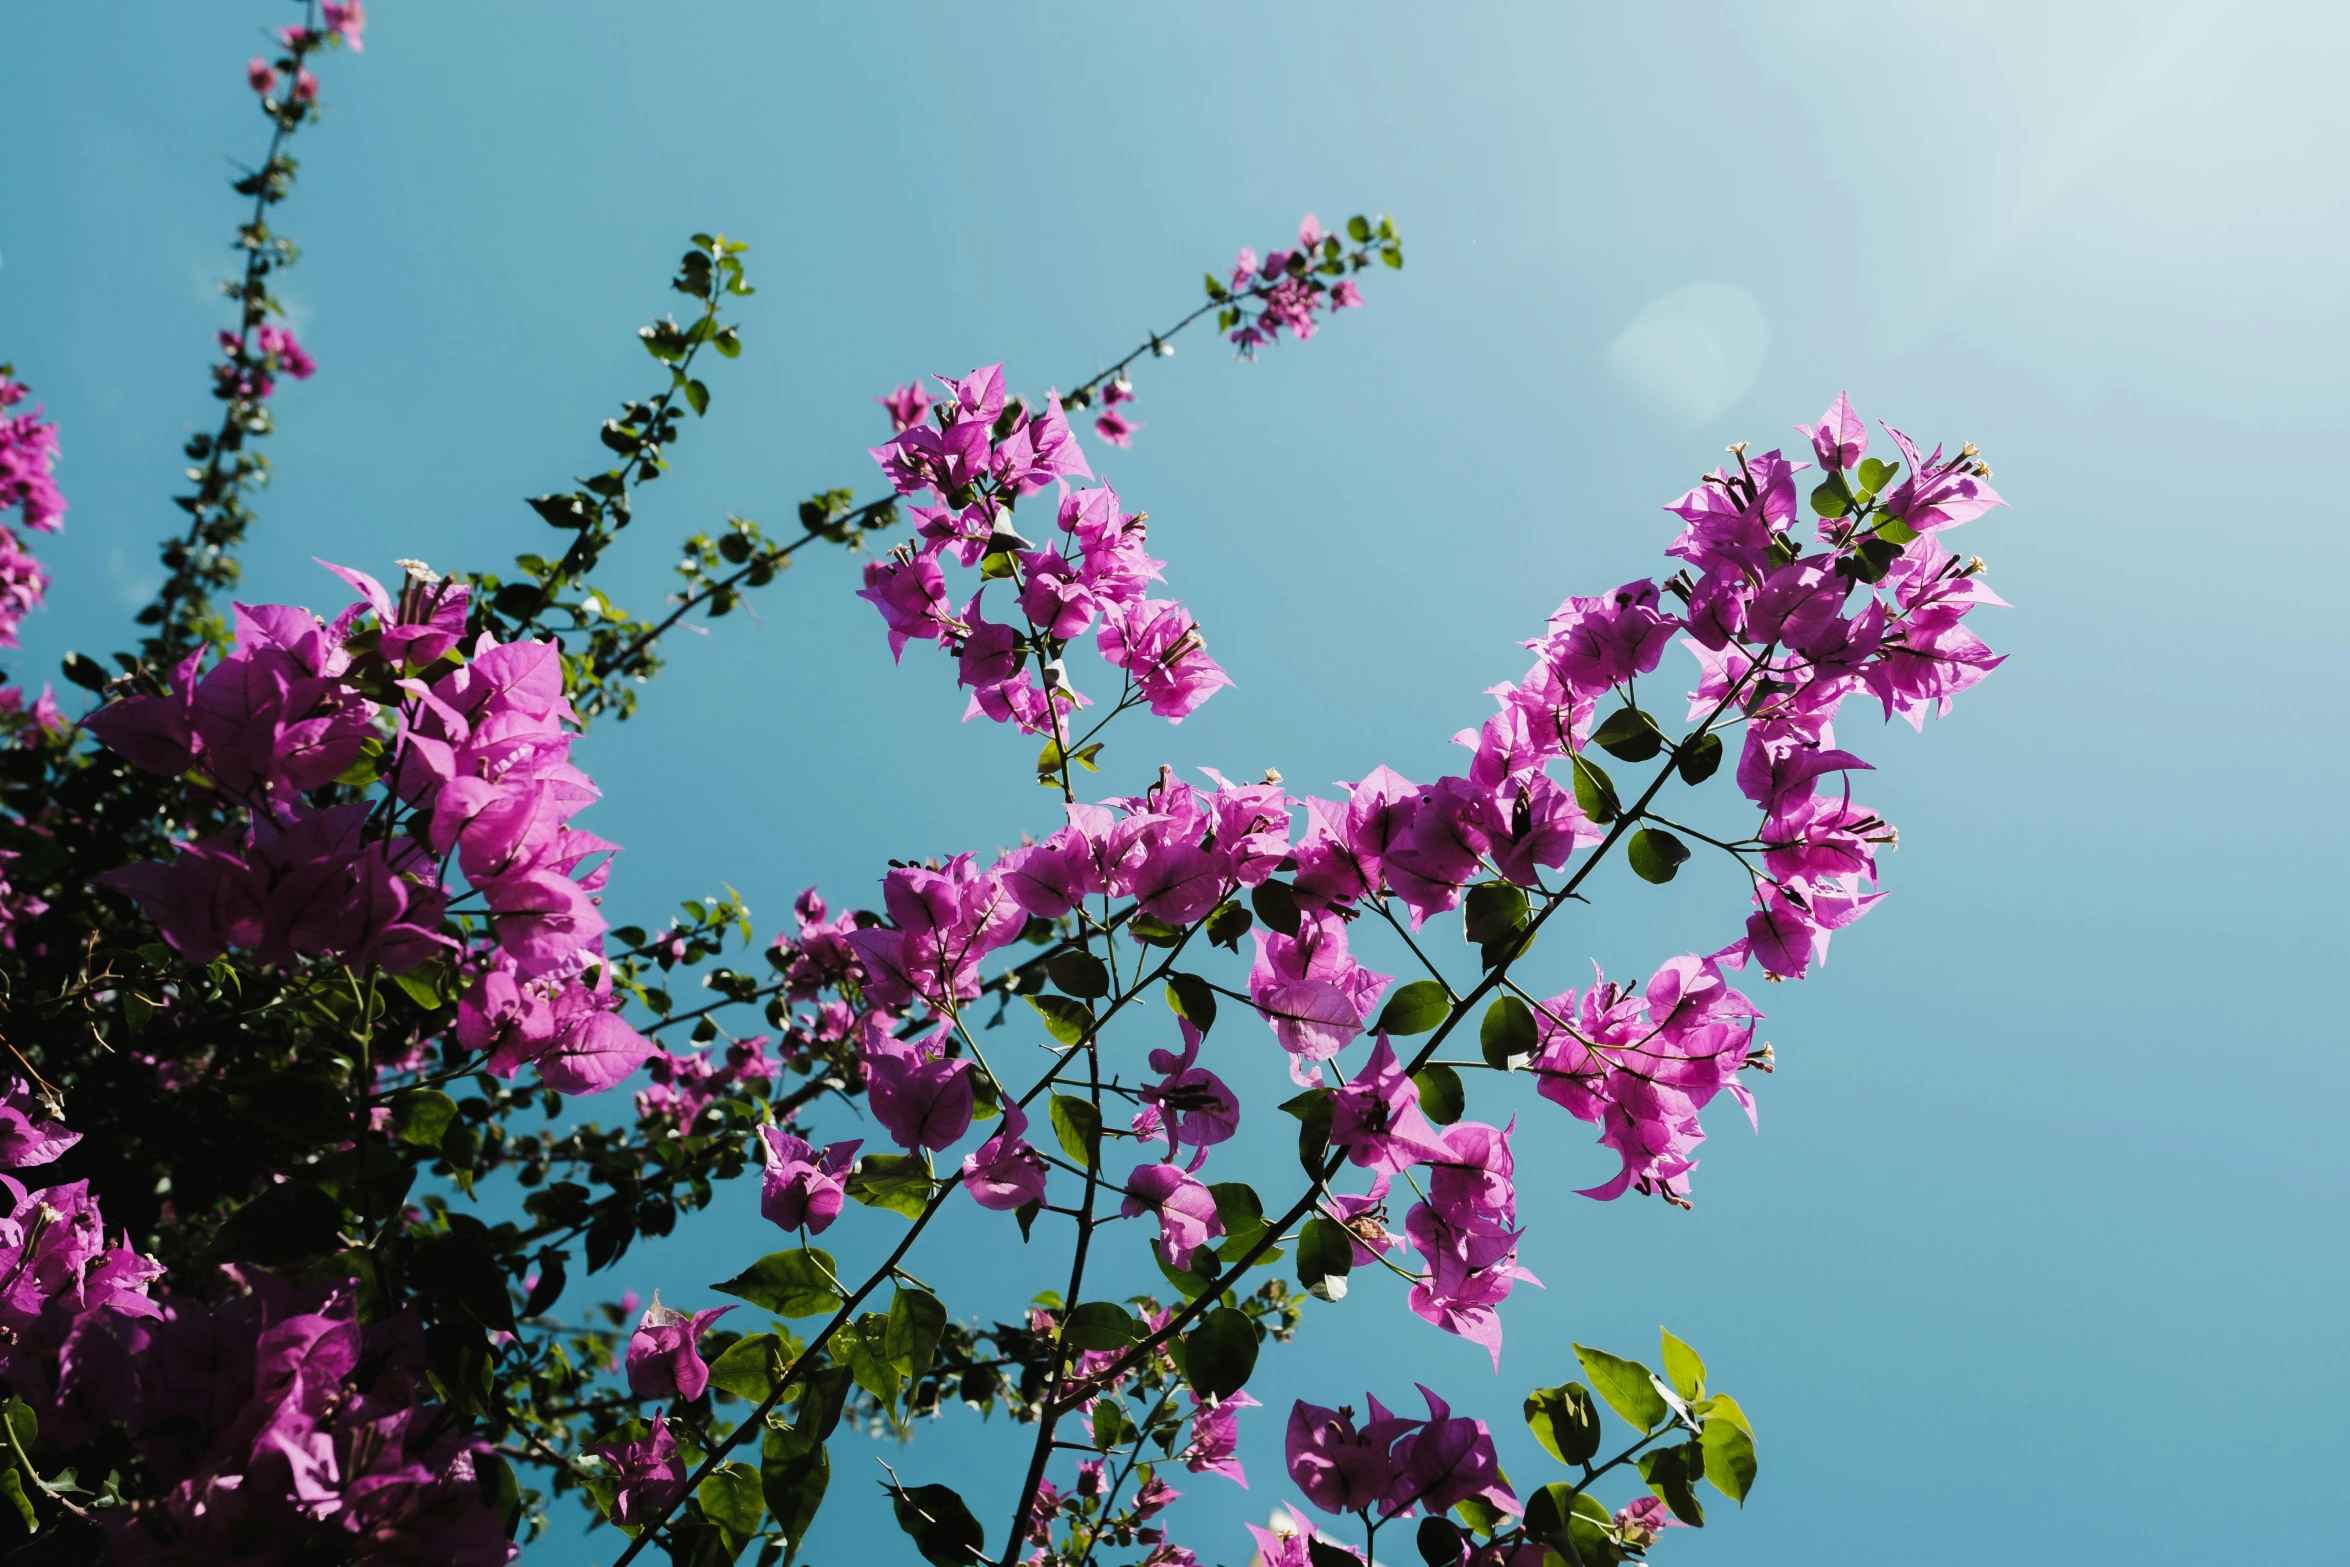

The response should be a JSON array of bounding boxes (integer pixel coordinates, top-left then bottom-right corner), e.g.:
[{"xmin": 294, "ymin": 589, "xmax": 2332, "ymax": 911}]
[
  {"xmin": 1701, "ymin": 1415, "xmax": 1757, "ymax": 1503},
  {"xmin": 1628, "ymin": 828, "xmax": 1691, "ymax": 884},
  {"xmin": 1574, "ymin": 1343, "xmax": 1669, "ymax": 1431},
  {"xmin": 1410, "ymin": 1064, "xmax": 1464, "ymax": 1125},
  {"xmin": 1375, "ymin": 980, "xmax": 1450, "ymax": 1036},
  {"xmin": 1479, "ymin": 996, "xmax": 1537, "ymax": 1070},
  {"xmin": 1659, "ymin": 1327, "xmax": 1706, "ymax": 1401},
  {"xmin": 714, "ymin": 1248, "xmax": 841, "ymax": 1318},
  {"xmin": 1523, "ymin": 1382, "xmax": 1602, "ymax": 1466},
  {"xmin": 1049, "ymin": 1095, "xmax": 1102, "ymax": 1168}
]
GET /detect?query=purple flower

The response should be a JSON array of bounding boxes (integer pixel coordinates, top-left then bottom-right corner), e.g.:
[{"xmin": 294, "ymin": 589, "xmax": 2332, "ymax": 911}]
[
  {"xmin": 876, "ymin": 381, "xmax": 934, "ymax": 432},
  {"xmin": 0, "ymin": 1079, "xmax": 78, "ymax": 1169},
  {"xmin": 960, "ymin": 1100, "xmax": 1048, "ymax": 1211},
  {"xmin": 1121, "ymin": 1162, "xmax": 1223, "ymax": 1270},
  {"xmin": 1094, "ymin": 408, "xmax": 1140, "ymax": 447},
  {"xmin": 1799, "ymin": 391, "xmax": 1867, "ymax": 472},
  {"xmin": 1380, "ymin": 1386, "xmax": 1518, "ymax": 1519},
  {"xmin": 759, "ymin": 1127, "xmax": 860, "ymax": 1234},
  {"xmin": 1248, "ymin": 911, "xmax": 1391, "ymax": 1083},
  {"xmin": 1182, "ymin": 1389, "xmax": 1257, "ymax": 1485},
  {"xmin": 322, "ymin": 0, "xmax": 366, "ymax": 50},
  {"xmin": 595, "ymin": 1418, "xmax": 684, "ymax": 1530},
  {"xmin": 861, "ymin": 1023, "xmax": 975, "ymax": 1151},
  {"xmin": 1097, "ymin": 598, "xmax": 1232, "ymax": 721},
  {"xmin": 1286, "ymin": 1395, "xmax": 1416, "ymax": 1515},
  {"xmin": 1328, "ymin": 1036, "xmax": 1445, "ymax": 1175},
  {"xmin": 624, "ymin": 1294, "xmax": 736, "ymax": 1401}
]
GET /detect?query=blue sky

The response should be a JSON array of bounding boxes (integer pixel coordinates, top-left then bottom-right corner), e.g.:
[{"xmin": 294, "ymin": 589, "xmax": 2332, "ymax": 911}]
[{"xmin": 6, "ymin": 3, "xmax": 2347, "ymax": 1563}]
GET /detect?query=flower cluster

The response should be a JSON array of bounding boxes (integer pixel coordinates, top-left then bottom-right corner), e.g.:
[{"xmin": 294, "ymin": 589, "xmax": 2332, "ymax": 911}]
[
  {"xmin": 245, "ymin": 0, "xmax": 362, "ymax": 105},
  {"xmin": 808, "ymin": 392, "xmax": 2005, "ymax": 1379},
  {"xmin": 861, "ymin": 365, "xmax": 1231, "ymax": 735},
  {"xmin": 87, "ymin": 562, "xmax": 653, "ymax": 1097},
  {"xmin": 0, "ymin": 373, "xmax": 65, "ymax": 536},
  {"xmin": 1529, "ymin": 956, "xmax": 1761, "ymax": 1206},
  {"xmin": 1221, "ymin": 213, "xmax": 1368, "ymax": 357},
  {"xmin": 0, "ymin": 372, "xmax": 61, "ymax": 660},
  {"xmin": 1284, "ymin": 1387, "xmax": 1518, "ymax": 1522},
  {"xmin": 0, "ymin": 1080, "xmax": 163, "ymax": 1424},
  {"xmin": 74, "ymin": 1279, "xmax": 512, "ymax": 1566}
]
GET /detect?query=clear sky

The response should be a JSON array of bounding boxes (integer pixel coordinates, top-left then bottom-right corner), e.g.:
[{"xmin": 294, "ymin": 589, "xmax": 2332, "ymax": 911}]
[{"xmin": 6, "ymin": 3, "xmax": 2347, "ymax": 1563}]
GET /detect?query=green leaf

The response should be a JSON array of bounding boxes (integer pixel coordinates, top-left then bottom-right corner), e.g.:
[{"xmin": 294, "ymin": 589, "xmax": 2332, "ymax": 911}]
[
  {"xmin": 1856, "ymin": 456, "xmax": 1897, "ymax": 495},
  {"xmin": 1875, "ymin": 515, "xmax": 1919, "ymax": 545},
  {"xmin": 1809, "ymin": 479, "xmax": 1850, "ymax": 519},
  {"xmin": 708, "ymin": 1333, "xmax": 783, "ymax": 1401},
  {"xmin": 1570, "ymin": 753, "xmax": 1620, "ymax": 823},
  {"xmin": 1410, "ymin": 1064, "xmax": 1464, "ymax": 1125},
  {"xmin": 1375, "ymin": 979, "xmax": 1450, "ymax": 1036},
  {"xmin": 1049, "ymin": 1095, "xmax": 1102, "ymax": 1168},
  {"xmin": 1210, "ymin": 1181, "xmax": 1267, "ymax": 1245},
  {"xmin": 1347, "ymin": 214, "xmax": 1374, "ymax": 243},
  {"xmin": 1522, "ymin": 1484, "xmax": 1613, "ymax": 1561},
  {"xmin": 3, "ymin": 1396, "xmax": 35, "ymax": 1453},
  {"xmin": 845, "ymin": 1154, "xmax": 933, "ymax": 1219},
  {"xmin": 1127, "ymin": 912, "xmax": 1184, "ymax": 946},
  {"xmin": 841, "ymin": 1312, "xmax": 901, "ymax": 1403},
  {"xmin": 1251, "ymin": 879, "xmax": 1303, "ymax": 936},
  {"xmin": 1640, "ymin": 1440, "xmax": 1708, "ymax": 1526},
  {"xmin": 1659, "ymin": 1327, "xmax": 1706, "ymax": 1400},
  {"xmin": 1627, "ymin": 828, "xmax": 1691, "ymax": 884},
  {"xmin": 1061, "ymin": 1301, "xmax": 1143, "ymax": 1351},
  {"xmin": 1204, "ymin": 271, "xmax": 1230, "ymax": 300},
  {"xmin": 1676, "ymin": 731, "xmax": 1724, "ymax": 785},
  {"xmin": 715, "ymin": 1248, "xmax": 841, "ymax": 1318},
  {"xmin": 1695, "ymin": 1391, "xmax": 1752, "ymax": 1434},
  {"xmin": 1165, "ymin": 972, "xmax": 1218, "ymax": 1032},
  {"xmin": 1701, "ymin": 1415, "xmax": 1756, "ymax": 1503},
  {"xmin": 1026, "ymin": 993, "xmax": 1094, "ymax": 1047},
  {"xmin": 1462, "ymin": 881, "xmax": 1528, "ymax": 945},
  {"xmin": 887, "ymin": 1287, "xmax": 948, "ymax": 1378},
  {"xmin": 1479, "ymin": 996, "xmax": 1537, "ymax": 1070},
  {"xmin": 1523, "ymin": 1382, "xmax": 1602, "ymax": 1465},
  {"xmin": 699, "ymin": 1459, "xmax": 764, "ymax": 1537},
  {"xmin": 1205, "ymin": 900, "xmax": 1254, "ymax": 950},
  {"xmin": 1047, "ymin": 950, "xmax": 1109, "ymax": 999},
  {"xmin": 761, "ymin": 1422, "xmax": 830, "ymax": 1564},
  {"xmin": 1280, "ymin": 1086, "xmax": 1334, "ymax": 1175},
  {"xmin": 1848, "ymin": 535, "xmax": 1904, "ymax": 584},
  {"xmin": 1574, "ymin": 1343, "xmax": 1669, "ymax": 1431},
  {"xmin": 1591, "ymin": 707, "xmax": 1666, "ymax": 762},
  {"xmin": 1091, "ymin": 1397, "xmax": 1132, "ymax": 1448},
  {"xmin": 1296, "ymin": 1216, "xmax": 1353, "ymax": 1302},
  {"xmin": 388, "ymin": 1088, "xmax": 458, "ymax": 1150},
  {"xmin": 1156, "ymin": 1247, "xmax": 1221, "ymax": 1300},
  {"xmin": 0, "ymin": 1470, "xmax": 34, "ymax": 1532},
  {"xmin": 389, "ymin": 961, "xmax": 446, "ymax": 1011},
  {"xmin": 59, "ymin": 651, "xmax": 108, "ymax": 692},
  {"xmin": 1415, "ymin": 1517, "xmax": 1465, "ymax": 1567},
  {"xmin": 889, "ymin": 1481, "xmax": 985, "ymax": 1567},
  {"xmin": 1454, "ymin": 1495, "xmax": 1507, "ymax": 1538},
  {"xmin": 1183, "ymin": 1307, "xmax": 1259, "ymax": 1401}
]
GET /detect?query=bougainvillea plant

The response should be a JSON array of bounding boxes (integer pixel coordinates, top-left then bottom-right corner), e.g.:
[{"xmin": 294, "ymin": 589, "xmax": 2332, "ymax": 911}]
[{"xmin": 0, "ymin": 6, "xmax": 2009, "ymax": 1565}]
